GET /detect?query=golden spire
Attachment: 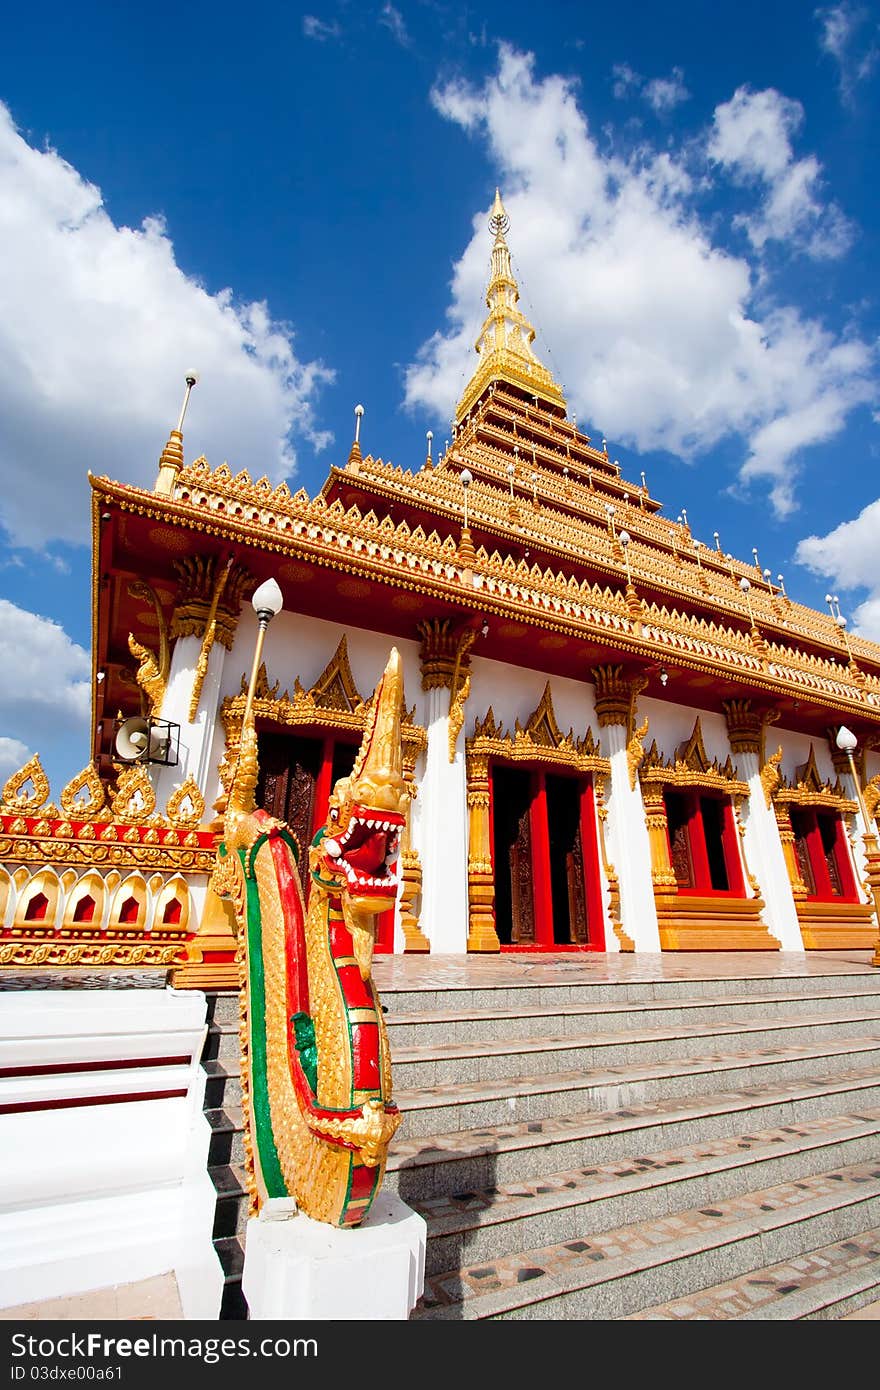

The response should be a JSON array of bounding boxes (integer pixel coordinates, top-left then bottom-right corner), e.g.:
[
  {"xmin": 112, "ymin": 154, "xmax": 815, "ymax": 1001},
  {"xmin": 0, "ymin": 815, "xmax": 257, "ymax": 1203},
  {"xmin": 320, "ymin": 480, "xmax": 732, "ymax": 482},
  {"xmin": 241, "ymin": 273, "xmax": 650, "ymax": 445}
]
[
  {"xmin": 155, "ymin": 373, "xmax": 198, "ymax": 495},
  {"xmin": 455, "ymin": 191, "xmax": 566, "ymax": 423}
]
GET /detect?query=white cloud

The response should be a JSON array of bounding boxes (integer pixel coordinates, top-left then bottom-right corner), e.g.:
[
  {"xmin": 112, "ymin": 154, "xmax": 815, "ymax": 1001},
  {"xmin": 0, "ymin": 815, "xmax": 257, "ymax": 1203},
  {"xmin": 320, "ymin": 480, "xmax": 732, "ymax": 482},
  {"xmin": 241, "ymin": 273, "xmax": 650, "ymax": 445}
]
[
  {"xmin": 406, "ymin": 46, "xmax": 875, "ymax": 518},
  {"xmin": 612, "ymin": 63, "xmax": 690, "ymax": 112},
  {"xmin": 379, "ymin": 3, "xmax": 410, "ymax": 47},
  {"xmin": 302, "ymin": 15, "xmax": 341, "ymax": 41},
  {"xmin": 0, "ymin": 600, "xmax": 90, "ymax": 785},
  {"xmin": 708, "ymin": 86, "xmax": 852, "ymax": 258},
  {"xmin": 644, "ymin": 68, "xmax": 690, "ymax": 114},
  {"xmin": 612, "ymin": 63, "xmax": 641, "ymax": 100},
  {"xmin": 796, "ymin": 499, "xmax": 880, "ymax": 640},
  {"xmin": 0, "ymin": 102, "xmax": 334, "ymax": 550},
  {"xmin": 0, "ymin": 737, "xmax": 30, "ymax": 777},
  {"xmin": 816, "ymin": 3, "xmax": 879, "ymax": 105}
]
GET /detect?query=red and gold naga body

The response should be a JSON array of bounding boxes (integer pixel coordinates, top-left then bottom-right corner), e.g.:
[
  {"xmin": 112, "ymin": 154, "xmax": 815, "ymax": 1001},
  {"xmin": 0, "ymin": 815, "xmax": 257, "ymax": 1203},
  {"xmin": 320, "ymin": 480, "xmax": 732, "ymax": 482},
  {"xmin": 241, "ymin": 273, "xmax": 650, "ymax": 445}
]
[{"xmin": 216, "ymin": 648, "xmax": 406, "ymax": 1227}]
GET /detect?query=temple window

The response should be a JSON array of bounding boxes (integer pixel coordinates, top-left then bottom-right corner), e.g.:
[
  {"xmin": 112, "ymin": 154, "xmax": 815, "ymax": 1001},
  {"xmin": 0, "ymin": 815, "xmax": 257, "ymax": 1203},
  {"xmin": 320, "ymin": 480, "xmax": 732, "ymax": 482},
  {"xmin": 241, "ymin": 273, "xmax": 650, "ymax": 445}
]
[
  {"xmin": 664, "ymin": 789, "xmax": 743, "ymax": 896},
  {"xmin": 72, "ymin": 894, "xmax": 96, "ymax": 923},
  {"xmin": 789, "ymin": 807, "xmax": 856, "ymax": 902},
  {"xmin": 24, "ymin": 892, "xmax": 49, "ymax": 921}
]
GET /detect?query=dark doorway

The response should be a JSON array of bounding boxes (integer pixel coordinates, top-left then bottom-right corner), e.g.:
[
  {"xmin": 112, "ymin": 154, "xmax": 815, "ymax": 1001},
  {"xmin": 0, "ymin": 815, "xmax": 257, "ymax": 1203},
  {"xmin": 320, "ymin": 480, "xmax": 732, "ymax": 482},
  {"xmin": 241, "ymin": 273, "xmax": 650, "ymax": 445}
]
[{"xmin": 490, "ymin": 764, "xmax": 534, "ymax": 945}]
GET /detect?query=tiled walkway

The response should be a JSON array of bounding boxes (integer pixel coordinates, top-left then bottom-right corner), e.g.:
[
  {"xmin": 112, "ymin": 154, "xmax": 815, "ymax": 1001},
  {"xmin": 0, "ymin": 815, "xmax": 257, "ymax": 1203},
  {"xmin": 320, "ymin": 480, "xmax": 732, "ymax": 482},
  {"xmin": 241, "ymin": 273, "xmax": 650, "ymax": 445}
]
[{"xmin": 0, "ymin": 1275, "xmax": 183, "ymax": 1321}]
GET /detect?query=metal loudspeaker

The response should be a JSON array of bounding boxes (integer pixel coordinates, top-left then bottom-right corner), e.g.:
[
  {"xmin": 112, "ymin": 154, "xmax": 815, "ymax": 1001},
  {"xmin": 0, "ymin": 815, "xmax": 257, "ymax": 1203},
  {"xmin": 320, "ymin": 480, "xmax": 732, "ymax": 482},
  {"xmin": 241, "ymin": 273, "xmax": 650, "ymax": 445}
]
[{"xmin": 114, "ymin": 716, "xmax": 180, "ymax": 766}]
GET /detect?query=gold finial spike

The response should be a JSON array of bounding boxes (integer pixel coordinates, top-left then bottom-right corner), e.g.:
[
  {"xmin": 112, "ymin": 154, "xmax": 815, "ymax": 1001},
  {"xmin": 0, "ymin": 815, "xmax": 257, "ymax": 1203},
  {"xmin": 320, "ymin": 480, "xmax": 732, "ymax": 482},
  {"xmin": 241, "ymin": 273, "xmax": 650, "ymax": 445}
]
[
  {"xmin": 155, "ymin": 372, "xmax": 198, "ymax": 495},
  {"xmin": 489, "ymin": 187, "xmax": 510, "ymax": 239},
  {"xmin": 455, "ymin": 190, "xmax": 565, "ymax": 423}
]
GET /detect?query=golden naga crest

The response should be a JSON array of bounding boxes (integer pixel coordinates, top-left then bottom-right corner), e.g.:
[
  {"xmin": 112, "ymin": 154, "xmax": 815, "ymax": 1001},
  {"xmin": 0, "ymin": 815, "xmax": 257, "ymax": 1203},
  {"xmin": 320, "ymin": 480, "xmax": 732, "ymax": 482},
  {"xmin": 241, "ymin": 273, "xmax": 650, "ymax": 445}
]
[{"xmin": 218, "ymin": 646, "xmax": 407, "ymax": 1227}]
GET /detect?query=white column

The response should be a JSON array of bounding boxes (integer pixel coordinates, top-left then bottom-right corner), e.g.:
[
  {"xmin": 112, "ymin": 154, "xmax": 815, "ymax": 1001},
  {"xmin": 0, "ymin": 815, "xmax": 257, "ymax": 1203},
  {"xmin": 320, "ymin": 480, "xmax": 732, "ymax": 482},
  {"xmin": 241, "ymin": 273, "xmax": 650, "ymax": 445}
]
[
  {"xmin": 152, "ymin": 635, "xmax": 227, "ymax": 810},
  {"xmin": 603, "ymin": 723, "xmax": 661, "ymax": 951},
  {"xmin": 736, "ymin": 750, "xmax": 802, "ymax": 950},
  {"xmin": 414, "ymin": 685, "xmax": 469, "ymax": 953}
]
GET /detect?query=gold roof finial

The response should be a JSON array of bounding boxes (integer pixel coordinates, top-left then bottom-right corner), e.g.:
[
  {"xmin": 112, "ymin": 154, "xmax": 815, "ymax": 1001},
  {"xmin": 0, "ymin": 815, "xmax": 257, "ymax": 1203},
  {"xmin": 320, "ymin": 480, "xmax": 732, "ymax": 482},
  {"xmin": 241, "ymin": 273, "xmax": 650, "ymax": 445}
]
[
  {"xmin": 455, "ymin": 192, "xmax": 566, "ymax": 424},
  {"xmin": 155, "ymin": 372, "xmax": 198, "ymax": 495}
]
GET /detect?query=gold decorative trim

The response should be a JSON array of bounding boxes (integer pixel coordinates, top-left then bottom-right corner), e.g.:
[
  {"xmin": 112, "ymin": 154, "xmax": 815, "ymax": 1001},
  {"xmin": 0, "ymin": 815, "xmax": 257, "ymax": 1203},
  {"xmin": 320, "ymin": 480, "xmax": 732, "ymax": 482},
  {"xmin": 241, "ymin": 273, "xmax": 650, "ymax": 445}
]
[
  {"xmin": 127, "ymin": 579, "xmax": 170, "ymax": 716},
  {"xmin": 774, "ymin": 744, "xmax": 856, "ymax": 811},
  {"xmin": 1, "ymin": 756, "xmax": 54, "ymax": 816},
  {"xmin": 166, "ymin": 776, "xmax": 206, "ymax": 829},
  {"xmin": 189, "ymin": 556, "xmax": 234, "ymax": 721},
  {"xmin": 109, "ymin": 764, "xmax": 157, "ymax": 823},
  {"xmin": 640, "ymin": 717, "xmax": 746, "ymax": 796},
  {"xmin": 60, "ymin": 763, "xmax": 107, "ymax": 820},
  {"xmin": 448, "ymin": 628, "xmax": 477, "ymax": 763},
  {"xmin": 760, "ymin": 747, "xmax": 784, "ymax": 808}
]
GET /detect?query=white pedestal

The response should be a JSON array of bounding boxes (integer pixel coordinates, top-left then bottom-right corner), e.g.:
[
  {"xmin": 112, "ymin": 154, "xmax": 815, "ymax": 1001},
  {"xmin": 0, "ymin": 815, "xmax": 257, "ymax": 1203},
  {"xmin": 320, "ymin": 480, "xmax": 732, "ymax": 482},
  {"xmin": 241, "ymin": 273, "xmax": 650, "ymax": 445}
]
[{"xmin": 242, "ymin": 1191, "xmax": 426, "ymax": 1321}]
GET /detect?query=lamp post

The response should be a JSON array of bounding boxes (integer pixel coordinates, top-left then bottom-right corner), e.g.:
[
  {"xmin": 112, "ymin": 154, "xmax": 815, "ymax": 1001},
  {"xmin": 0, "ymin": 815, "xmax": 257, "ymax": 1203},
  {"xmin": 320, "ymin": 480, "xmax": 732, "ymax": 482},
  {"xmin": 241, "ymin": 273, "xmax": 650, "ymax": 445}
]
[
  {"xmin": 507, "ymin": 460, "xmax": 515, "ymax": 502},
  {"xmin": 619, "ymin": 529, "xmax": 633, "ymax": 587},
  {"xmin": 837, "ymin": 726, "xmax": 880, "ymax": 967},
  {"xmin": 835, "ymin": 726, "xmax": 873, "ymax": 837},
  {"xmin": 243, "ymin": 579, "xmax": 284, "ymax": 731},
  {"xmin": 740, "ymin": 575, "xmax": 755, "ymax": 628},
  {"xmin": 461, "ymin": 468, "xmax": 473, "ymax": 530}
]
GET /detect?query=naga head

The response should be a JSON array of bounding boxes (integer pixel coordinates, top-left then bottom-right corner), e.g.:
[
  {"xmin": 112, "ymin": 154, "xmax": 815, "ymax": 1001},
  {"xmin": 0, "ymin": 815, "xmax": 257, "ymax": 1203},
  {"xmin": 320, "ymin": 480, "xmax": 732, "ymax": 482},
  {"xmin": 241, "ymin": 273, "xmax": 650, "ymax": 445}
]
[{"xmin": 310, "ymin": 647, "xmax": 407, "ymax": 921}]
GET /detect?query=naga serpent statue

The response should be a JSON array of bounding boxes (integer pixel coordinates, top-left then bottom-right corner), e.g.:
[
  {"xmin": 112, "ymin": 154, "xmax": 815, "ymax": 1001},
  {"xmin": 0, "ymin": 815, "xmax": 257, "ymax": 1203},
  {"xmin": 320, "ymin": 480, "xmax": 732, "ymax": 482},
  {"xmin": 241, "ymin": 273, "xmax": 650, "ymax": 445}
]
[{"xmin": 215, "ymin": 647, "xmax": 407, "ymax": 1228}]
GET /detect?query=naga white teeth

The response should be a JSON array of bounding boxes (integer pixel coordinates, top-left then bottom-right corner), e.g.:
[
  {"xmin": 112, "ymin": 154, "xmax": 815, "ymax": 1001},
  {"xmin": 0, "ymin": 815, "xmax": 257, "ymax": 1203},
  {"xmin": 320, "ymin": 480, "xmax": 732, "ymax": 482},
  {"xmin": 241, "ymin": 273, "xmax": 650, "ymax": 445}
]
[{"xmin": 325, "ymin": 839, "xmax": 342, "ymax": 859}]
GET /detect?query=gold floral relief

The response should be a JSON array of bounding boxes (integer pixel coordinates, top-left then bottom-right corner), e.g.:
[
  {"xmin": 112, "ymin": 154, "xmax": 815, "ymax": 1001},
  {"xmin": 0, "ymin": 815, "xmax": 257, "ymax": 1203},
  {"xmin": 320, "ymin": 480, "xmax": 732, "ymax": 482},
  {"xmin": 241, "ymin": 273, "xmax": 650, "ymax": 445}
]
[
  {"xmin": 2, "ymin": 755, "xmax": 52, "ymax": 815},
  {"xmin": 166, "ymin": 776, "xmax": 206, "ymax": 829},
  {"xmin": 60, "ymin": 763, "xmax": 108, "ymax": 820}
]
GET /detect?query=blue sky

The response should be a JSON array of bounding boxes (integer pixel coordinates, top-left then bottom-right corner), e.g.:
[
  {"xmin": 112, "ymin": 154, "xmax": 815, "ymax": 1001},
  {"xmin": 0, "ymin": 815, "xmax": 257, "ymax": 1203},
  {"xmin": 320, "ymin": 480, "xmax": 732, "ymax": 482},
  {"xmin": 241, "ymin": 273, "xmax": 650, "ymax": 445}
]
[{"xmin": 1, "ymin": 0, "xmax": 879, "ymax": 793}]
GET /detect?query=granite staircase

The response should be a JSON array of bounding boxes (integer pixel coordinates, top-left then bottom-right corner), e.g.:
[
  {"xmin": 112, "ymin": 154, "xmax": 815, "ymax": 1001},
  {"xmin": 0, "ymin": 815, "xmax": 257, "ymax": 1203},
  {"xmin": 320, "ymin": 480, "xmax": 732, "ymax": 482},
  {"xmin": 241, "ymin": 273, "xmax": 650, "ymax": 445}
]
[
  {"xmin": 200, "ymin": 991, "xmax": 248, "ymax": 1320},
  {"xmin": 199, "ymin": 958, "xmax": 880, "ymax": 1321}
]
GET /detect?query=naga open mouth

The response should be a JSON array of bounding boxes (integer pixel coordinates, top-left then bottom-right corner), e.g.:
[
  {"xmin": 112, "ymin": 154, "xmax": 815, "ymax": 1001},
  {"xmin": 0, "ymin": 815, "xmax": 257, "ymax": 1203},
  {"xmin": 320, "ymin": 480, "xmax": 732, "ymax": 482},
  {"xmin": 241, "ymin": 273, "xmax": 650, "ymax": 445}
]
[{"xmin": 321, "ymin": 806, "xmax": 405, "ymax": 900}]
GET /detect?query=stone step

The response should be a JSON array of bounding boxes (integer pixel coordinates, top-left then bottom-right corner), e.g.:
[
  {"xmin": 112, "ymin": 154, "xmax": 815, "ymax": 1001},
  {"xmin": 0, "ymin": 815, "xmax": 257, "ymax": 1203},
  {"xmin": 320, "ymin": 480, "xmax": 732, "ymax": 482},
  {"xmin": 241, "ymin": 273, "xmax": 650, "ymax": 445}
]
[
  {"xmin": 409, "ymin": 1109, "xmax": 880, "ymax": 1276},
  {"xmin": 202, "ymin": 1057, "xmax": 242, "ymax": 1109},
  {"xmin": 205, "ymin": 993, "xmax": 241, "ymax": 1029},
  {"xmin": 392, "ymin": 1035, "xmax": 880, "ymax": 1137},
  {"xmin": 206, "ymin": 1106, "xmax": 245, "ymax": 1167},
  {"xmin": 214, "ymin": 1234, "xmax": 248, "ymax": 1321},
  {"xmin": 384, "ymin": 985, "xmax": 880, "ymax": 1046},
  {"xmin": 201, "ymin": 1022, "xmax": 241, "ymax": 1063},
  {"xmin": 412, "ymin": 1157, "xmax": 880, "ymax": 1319},
  {"xmin": 209, "ymin": 1162, "xmax": 250, "ymax": 1239},
  {"xmin": 377, "ymin": 970, "xmax": 880, "ymax": 1018},
  {"xmin": 386, "ymin": 1064, "xmax": 880, "ymax": 1200},
  {"xmin": 622, "ymin": 1227, "xmax": 880, "ymax": 1319},
  {"xmin": 390, "ymin": 1010, "xmax": 880, "ymax": 1088}
]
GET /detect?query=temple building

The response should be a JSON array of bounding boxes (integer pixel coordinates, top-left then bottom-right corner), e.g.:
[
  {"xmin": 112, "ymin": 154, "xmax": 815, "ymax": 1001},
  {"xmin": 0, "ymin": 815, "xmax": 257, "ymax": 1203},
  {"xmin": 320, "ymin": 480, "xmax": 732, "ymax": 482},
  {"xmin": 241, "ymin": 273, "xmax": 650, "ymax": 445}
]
[{"xmin": 4, "ymin": 190, "xmax": 880, "ymax": 986}]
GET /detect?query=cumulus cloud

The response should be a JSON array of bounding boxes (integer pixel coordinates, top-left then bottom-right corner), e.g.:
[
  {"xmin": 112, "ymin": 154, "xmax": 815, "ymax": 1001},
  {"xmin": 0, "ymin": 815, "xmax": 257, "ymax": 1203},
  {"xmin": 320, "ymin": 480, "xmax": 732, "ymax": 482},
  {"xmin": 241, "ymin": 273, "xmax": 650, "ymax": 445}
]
[
  {"xmin": 708, "ymin": 86, "xmax": 853, "ymax": 258},
  {"xmin": 796, "ymin": 499, "xmax": 880, "ymax": 640},
  {"xmin": 816, "ymin": 2, "xmax": 879, "ymax": 105},
  {"xmin": 0, "ymin": 738, "xmax": 30, "ymax": 778},
  {"xmin": 302, "ymin": 15, "xmax": 341, "ymax": 41},
  {"xmin": 0, "ymin": 600, "xmax": 91, "ymax": 786},
  {"xmin": 0, "ymin": 102, "xmax": 334, "ymax": 551},
  {"xmin": 405, "ymin": 45, "xmax": 875, "ymax": 518}
]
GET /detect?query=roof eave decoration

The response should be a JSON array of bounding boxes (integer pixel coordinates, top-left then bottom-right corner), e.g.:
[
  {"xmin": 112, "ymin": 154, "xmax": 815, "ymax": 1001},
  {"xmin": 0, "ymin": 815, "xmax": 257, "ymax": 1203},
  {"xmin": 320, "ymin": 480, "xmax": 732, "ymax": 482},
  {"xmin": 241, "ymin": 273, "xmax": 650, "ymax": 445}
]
[
  {"xmin": 774, "ymin": 743, "xmax": 856, "ymax": 811},
  {"xmin": 640, "ymin": 719, "xmax": 747, "ymax": 796}
]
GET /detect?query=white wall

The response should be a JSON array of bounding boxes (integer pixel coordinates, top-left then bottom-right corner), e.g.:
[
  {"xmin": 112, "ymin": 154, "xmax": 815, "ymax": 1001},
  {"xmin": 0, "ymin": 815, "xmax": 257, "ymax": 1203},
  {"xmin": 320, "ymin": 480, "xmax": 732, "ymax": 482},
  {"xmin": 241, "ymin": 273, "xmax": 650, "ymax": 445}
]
[{"xmin": 0, "ymin": 989, "xmax": 224, "ymax": 1319}]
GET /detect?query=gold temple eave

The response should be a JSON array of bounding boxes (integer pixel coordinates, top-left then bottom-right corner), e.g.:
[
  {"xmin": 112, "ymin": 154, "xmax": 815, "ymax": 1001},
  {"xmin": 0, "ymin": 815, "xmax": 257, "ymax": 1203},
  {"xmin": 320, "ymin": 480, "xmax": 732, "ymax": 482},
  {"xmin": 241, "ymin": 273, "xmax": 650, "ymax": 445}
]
[
  {"xmin": 88, "ymin": 468, "xmax": 858, "ymax": 676},
  {"xmin": 88, "ymin": 474, "xmax": 880, "ymax": 722}
]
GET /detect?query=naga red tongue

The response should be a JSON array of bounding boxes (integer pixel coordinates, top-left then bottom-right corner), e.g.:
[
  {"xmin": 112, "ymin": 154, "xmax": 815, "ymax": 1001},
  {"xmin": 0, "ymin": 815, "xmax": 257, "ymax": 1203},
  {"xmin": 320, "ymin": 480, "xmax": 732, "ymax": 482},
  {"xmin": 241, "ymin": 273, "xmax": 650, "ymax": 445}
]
[{"xmin": 344, "ymin": 830, "xmax": 387, "ymax": 874}]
